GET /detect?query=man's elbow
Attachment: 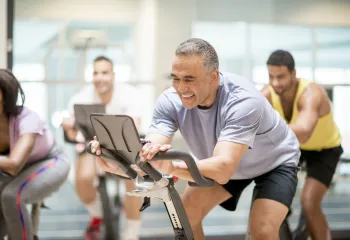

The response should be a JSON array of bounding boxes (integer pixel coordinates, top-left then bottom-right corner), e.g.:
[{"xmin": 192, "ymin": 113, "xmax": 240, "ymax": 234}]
[
  {"xmin": 216, "ymin": 176, "xmax": 230, "ymax": 185},
  {"xmin": 215, "ymin": 160, "xmax": 236, "ymax": 185},
  {"xmin": 297, "ymin": 130, "xmax": 313, "ymax": 145}
]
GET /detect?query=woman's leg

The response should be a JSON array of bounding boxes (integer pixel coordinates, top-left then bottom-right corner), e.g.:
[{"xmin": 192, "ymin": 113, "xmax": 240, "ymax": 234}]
[{"xmin": 0, "ymin": 156, "xmax": 70, "ymax": 240}]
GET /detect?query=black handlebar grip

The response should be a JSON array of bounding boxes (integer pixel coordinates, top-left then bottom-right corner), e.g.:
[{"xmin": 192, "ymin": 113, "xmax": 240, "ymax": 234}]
[
  {"xmin": 63, "ymin": 129, "xmax": 79, "ymax": 144},
  {"xmin": 85, "ymin": 146, "xmax": 137, "ymax": 179},
  {"xmin": 151, "ymin": 150, "xmax": 215, "ymax": 187},
  {"xmin": 138, "ymin": 161, "xmax": 163, "ymax": 182}
]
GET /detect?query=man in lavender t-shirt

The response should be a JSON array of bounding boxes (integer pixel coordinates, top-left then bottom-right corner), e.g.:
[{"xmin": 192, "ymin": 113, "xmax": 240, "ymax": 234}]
[{"xmin": 92, "ymin": 38, "xmax": 301, "ymax": 239}]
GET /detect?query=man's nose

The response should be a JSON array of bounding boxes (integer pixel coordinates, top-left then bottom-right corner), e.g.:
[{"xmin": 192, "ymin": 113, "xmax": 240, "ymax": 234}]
[{"xmin": 177, "ymin": 81, "xmax": 188, "ymax": 93}]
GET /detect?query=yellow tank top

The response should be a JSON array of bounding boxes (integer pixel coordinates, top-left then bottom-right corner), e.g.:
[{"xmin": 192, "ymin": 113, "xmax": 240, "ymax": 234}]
[{"xmin": 269, "ymin": 79, "xmax": 341, "ymax": 151}]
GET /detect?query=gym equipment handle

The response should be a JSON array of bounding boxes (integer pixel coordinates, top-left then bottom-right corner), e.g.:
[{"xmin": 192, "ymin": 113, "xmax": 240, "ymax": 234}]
[
  {"xmin": 150, "ymin": 150, "xmax": 215, "ymax": 187},
  {"xmin": 85, "ymin": 147, "xmax": 138, "ymax": 179}
]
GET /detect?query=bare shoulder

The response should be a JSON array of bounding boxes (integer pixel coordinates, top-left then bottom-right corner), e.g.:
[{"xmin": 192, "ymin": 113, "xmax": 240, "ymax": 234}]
[
  {"xmin": 299, "ymin": 82, "xmax": 326, "ymax": 109},
  {"xmin": 260, "ymin": 85, "xmax": 272, "ymax": 104}
]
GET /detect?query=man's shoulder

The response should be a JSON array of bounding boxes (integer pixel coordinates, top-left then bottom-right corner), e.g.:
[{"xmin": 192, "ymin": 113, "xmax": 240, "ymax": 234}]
[
  {"xmin": 115, "ymin": 83, "xmax": 138, "ymax": 93},
  {"xmin": 298, "ymin": 79, "xmax": 326, "ymax": 105},
  {"xmin": 220, "ymin": 72, "xmax": 263, "ymax": 101},
  {"xmin": 69, "ymin": 85, "xmax": 94, "ymax": 103},
  {"xmin": 160, "ymin": 86, "xmax": 180, "ymax": 101},
  {"xmin": 154, "ymin": 87, "xmax": 182, "ymax": 114},
  {"xmin": 220, "ymin": 72, "xmax": 257, "ymax": 93}
]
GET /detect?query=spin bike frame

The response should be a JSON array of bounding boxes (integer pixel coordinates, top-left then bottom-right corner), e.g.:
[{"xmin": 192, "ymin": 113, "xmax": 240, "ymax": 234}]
[
  {"xmin": 86, "ymin": 114, "xmax": 215, "ymax": 240},
  {"xmin": 65, "ymin": 104, "xmax": 122, "ymax": 240}
]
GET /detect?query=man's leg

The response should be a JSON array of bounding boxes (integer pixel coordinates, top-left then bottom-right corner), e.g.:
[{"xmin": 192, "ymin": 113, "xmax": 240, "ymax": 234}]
[
  {"xmin": 181, "ymin": 182, "xmax": 232, "ymax": 240},
  {"xmin": 75, "ymin": 153, "xmax": 98, "ymax": 205},
  {"xmin": 75, "ymin": 153, "xmax": 103, "ymax": 238},
  {"xmin": 250, "ymin": 163, "xmax": 299, "ymax": 240},
  {"xmin": 250, "ymin": 199, "xmax": 289, "ymax": 240},
  {"xmin": 300, "ymin": 147, "xmax": 342, "ymax": 240},
  {"xmin": 122, "ymin": 179, "xmax": 142, "ymax": 240},
  {"xmin": 301, "ymin": 178, "xmax": 330, "ymax": 240}
]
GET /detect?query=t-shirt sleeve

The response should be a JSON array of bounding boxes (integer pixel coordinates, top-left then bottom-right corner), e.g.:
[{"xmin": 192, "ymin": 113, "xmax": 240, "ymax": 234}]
[
  {"xmin": 18, "ymin": 109, "xmax": 45, "ymax": 136},
  {"xmin": 67, "ymin": 86, "xmax": 91, "ymax": 115},
  {"xmin": 218, "ymin": 97, "xmax": 263, "ymax": 149},
  {"xmin": 147, "ymin": 93, "xmax": 178, "ymax": 138}
]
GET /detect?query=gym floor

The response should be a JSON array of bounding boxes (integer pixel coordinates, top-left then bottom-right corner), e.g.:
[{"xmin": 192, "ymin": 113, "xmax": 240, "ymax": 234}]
[{"xmin": 36, "ymin": 169, "xmax": 350, "ymax": 240}]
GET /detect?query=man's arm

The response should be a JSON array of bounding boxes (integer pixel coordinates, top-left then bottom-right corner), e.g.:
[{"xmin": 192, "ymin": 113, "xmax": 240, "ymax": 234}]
[
  {"xmin": 61, "ymin": 116, "xmax": 79, "ymax": 142},
  {"xmin": 141, "ymin": 97, "xmax": 262, "ymax": 184},
  {"xmin": 260, "ymin": 85, "xmax": 272, "ymax": 104},
  {"xmin": 289, "ymin": 85, "xmax": 321, "ymax": 144},
  {"xmin": 170, "ymin": 141, "xmax": 248, "ymax": 184},
  {"xmin": 93, "ymin": 132, "xmax": 172, "ymax": 177}
]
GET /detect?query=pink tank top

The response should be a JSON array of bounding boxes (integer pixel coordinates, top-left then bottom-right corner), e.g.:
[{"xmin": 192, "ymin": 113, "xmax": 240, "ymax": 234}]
[{"xmin": 9, "ymin": 107, "xmax": 55, "ymax": 163}]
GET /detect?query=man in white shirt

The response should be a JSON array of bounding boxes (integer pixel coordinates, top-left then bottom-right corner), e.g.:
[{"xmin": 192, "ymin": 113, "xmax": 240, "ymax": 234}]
[{"xmin": 62, "ymin": 56, "xmax": 142, "ymax": 240}]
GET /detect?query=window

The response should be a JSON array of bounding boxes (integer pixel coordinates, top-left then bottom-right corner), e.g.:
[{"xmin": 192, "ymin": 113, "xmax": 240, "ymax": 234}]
[
  {"xmin": 251, "ymin": 24, "xmax": 313, "ymax": 83},
  {"xmin": 315, "ymin": 27, "xmax": 350, "ymax": 84},
  {"xmin": 192, "ymin": 21, "xmax": 248, "ymax": 76}
]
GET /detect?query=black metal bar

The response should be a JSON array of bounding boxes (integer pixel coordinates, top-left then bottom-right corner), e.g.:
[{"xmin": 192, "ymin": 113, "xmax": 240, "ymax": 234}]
[
  {"xmin": 6, "ymin": 0, "xmax": 14, "ymax": 70},
  {"xmin": 165, "ymin": 181, "xmax": 193, "ymax": 240}
]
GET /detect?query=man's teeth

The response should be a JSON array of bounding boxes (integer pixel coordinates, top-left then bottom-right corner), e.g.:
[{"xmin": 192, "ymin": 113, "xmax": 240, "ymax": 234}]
[{"xmin": 182, "ymin": 94, "xmax": 194, "ymax": 98}]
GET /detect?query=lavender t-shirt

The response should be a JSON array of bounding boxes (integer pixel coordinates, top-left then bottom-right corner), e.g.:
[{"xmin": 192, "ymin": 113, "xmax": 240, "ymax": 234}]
[
  {"xmin": 9, "ymin": 107, "xmax": 55, "ymax": 163},
  {"xmin": 148, "ymin": 72, "xmax": 300, "ymax": 179}
]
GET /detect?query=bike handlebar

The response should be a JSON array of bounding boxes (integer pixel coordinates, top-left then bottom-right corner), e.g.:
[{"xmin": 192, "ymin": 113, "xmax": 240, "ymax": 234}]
[
  {"xmin": 147, "ymin": 150, "xmax": 215, "ymax": 187},
  {"xmin": 86, "ymin": 146, "xmax": 215, "ymax": 188}
]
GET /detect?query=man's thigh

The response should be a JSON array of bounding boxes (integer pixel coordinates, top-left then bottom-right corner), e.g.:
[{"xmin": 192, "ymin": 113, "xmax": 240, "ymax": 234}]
[
  {"xmin": 254, "ymin": 164, "xmax": 299, "ymax": 208},
  {"xmin": 249, "ymin": 164, "xmax": 299, "ymax": 237},
  {"xmin": 181, "ymin": 182, "xmax": 232, "ymax": 222},
  {"xmin": 302, "ymin": 145, "xmax": 343, "ymax": 188}
]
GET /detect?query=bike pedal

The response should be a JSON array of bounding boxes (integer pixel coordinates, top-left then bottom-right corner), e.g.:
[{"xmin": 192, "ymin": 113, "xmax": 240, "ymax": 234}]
[{"xmin": 139, "ymin": 197, "xmax": 151, "ymax": 212}]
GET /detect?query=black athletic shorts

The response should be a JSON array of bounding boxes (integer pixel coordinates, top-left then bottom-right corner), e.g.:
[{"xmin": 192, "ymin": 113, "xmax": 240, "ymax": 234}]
[
  {"xmin": 300, "ymin": 145, "xmax": 343, "ymax": 187},
  {"xmin": 220, "ymin": 164, "xmax": 299, "ymax": 211}
]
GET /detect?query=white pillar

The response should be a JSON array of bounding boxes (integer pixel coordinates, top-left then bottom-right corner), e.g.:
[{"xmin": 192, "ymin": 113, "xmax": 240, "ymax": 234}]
[
  {"xmin": 0, "ymin": 0, "xmax": 8, "ymax": 68},
  {"xmin": 154, "ymin": 0, "xmax": 196, "ymax": 97},
  {"xmin": 132, "ymin": 0, "xmax": 158, "ymax": 83},
  {"xmin": 133, "ymin": 0, "xmax": 196, "ymax": 98},
  {"xmin": 133, "ymin": 0, "xmax": 196, "ymax": 133}
]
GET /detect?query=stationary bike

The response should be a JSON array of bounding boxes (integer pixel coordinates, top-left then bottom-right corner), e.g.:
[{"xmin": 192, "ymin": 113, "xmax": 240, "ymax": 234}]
[
  {"xmin": 86, "ymin": 114, "xmax": 215, "ymax": 240},
  {"xmin": 64, "ymin": 104, "xmax": 124, "ymax": 240}
]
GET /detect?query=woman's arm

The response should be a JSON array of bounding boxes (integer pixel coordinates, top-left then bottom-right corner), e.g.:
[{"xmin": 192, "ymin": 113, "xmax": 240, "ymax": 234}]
[{"xmin": 0, "ymin": 133, "xmax": 36, "ymax": 176}]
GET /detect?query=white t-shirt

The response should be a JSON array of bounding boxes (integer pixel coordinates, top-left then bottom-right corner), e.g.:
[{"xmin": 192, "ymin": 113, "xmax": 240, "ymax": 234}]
[{"xmin": 68, "ymin": 83, "xmax": 141, "ymax": 118}]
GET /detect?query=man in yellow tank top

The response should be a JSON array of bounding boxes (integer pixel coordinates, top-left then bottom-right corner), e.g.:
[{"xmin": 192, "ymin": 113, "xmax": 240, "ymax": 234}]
[{"xmin": 261, "ymin": 50, "xmax": 343, "ymax": 240}]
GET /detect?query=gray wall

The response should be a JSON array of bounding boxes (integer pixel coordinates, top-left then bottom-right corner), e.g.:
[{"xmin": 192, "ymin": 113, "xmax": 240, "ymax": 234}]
[
  {"xmin": 0, "ymin": 0, "xmax": 7, "ymax": 68},
  {"xmin": 196, "ymin": 0, "xmax": 350, "ymax": 26}
]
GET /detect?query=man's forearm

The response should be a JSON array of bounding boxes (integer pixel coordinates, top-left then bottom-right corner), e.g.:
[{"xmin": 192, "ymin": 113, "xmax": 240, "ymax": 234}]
[
  {"xmin": 171, "ymin": 156, "xmax": 232, "ymax": 184},
  {"xmin": 289, "ymin": 124, "xmax": 310, "ymax": 144}
]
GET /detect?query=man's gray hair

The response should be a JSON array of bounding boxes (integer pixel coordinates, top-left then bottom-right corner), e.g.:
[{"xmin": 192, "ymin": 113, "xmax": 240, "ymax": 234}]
[{"xmin": 175, "ymin": 38, "xmax": 219, "ymax": 72}]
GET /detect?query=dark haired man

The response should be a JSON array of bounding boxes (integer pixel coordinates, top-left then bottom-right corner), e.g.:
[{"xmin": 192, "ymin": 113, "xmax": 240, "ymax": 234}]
[
  {"xmin": 62, "ymin": 56, "xmax": 142, "ymax": 240},
  {"xmin": 261, "ymin": 50, "xmax": 343, "ymax": 240}
]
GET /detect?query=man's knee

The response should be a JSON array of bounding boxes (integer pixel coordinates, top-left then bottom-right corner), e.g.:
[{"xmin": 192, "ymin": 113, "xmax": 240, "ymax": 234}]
[
  {"xmin": 301, "ymin": 191, "xmax": 321, "ymax": 215},
  {"xmin": 75, "ymin": 158, "xmax": 96, "ymax": 186},
  {"xmin": 182, "ymin": 193, "xmax": 204, "ymax": 229},
  {"xmin": 75, "ymin": 170, "xmax": 96, "ymax": 187},
  {"xmin": 249, "ymin": 219, "xmax": 279, "ymax": 240},
  {"xmin": 123, "ymin": 179, "xmax": 135, "ymax": 190}
]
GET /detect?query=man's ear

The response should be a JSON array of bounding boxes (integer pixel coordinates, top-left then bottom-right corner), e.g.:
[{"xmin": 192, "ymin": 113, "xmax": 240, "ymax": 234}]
[
  {"xmin": 210, "ymin": 69, "xmax": 219, "ymax": 84},
  {"xmin": 292, "ymin": 69, "xmax": 296, "ymax": 79}
]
